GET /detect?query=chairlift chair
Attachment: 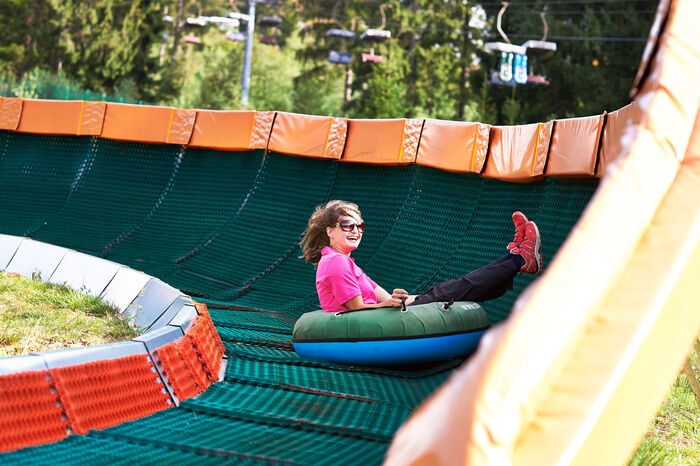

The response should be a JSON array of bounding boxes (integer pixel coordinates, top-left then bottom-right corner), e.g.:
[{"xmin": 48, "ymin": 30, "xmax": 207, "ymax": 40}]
[
  {"xmin": 326, "ymin": 28, "xmax": 356, "ymax": 40},
  {"xmin": 183, "ymin": 35, "xmax": 202, "ymax": 45},
  {"xmin": 329, "ymin": 51, "xmax": 352, "ymax": 65},
  {"xmin": 259, "ymin": 16, "xmax": 283, "ymax": 27},
  {"xmin": 226, "ymin": 31, "xmax": 246, "ymax": 42},
  {"xmin": 259, "ymin": 36, "xmax": 278, "ymax": 45}
]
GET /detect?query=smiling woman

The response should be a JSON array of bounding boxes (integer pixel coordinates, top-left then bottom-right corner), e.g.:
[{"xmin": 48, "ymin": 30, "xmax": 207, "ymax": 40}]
[
  {"xmin": 300, "ymin": 200, "xmax": 544, "ymax": 315},
  {"xmin": 0, "ymin": 272, "xmax": 137, "ymax": 357}
]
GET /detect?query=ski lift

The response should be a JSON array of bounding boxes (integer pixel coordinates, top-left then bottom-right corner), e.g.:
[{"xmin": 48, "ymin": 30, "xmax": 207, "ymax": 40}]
[
  {"xmin": 359, "ymin": 4, "xmax": 392, "ymax": 64},
  {"xmin": 521, "ymin": 12, "xmax": 556, "ymax": 85},
  {"xmin": 183, "ymin": 35, "xmax": 202, "ymax": 45},
  {"xmin": 326, "ymin": 29, "xmax": 356, "ymax": 40},
  {"xmin": 226, "ymin": 12, "xmax": 250, "ymax": 23},
  {"xmin": 259, "ymin": 16, "xmax": 283, "ymax": 27},
  {"xmin": 226, "ymin": 31, "xmax": 246, "ymax": 42},
  {"xmin": 329, "ymin": 51, "xmax": 352, "ymax": 65},
  {"xmin": 186, "ymin": 16, "xmax": 207, "ymax": 27},
  {"xmin": 259, "ymin": 36, "xmax": 277, "ymax": 45},
  {"xmin": 484, "ymin": 2, "xmax": 528, "ymax": 86}
]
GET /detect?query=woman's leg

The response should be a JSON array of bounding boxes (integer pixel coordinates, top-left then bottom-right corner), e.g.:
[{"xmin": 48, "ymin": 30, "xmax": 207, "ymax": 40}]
[
  {"xmin": 410, "ymin": 218, "xmax": 542, "ymax": 305},
  {"xmin": 410, "ymin": 255, "xmax": 523, "ymax": 305}
]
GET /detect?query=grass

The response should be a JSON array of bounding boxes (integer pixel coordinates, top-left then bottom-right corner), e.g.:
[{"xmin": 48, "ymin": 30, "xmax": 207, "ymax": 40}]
[
  {"xmin": 0, "ymin": 271, "xmax": 138, "ymax": 357},
  {"xmin": 630, "ymin": 348, "xmax": 700, "ymax": 465}
]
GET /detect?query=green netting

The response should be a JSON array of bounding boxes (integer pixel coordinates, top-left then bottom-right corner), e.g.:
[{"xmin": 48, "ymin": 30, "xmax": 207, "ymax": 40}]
[
  {"xmin": 97, "ymin": 409, "xmax": 389, "ymax": 465},
  {"xmin": 105, "ymin": 148, "xmax": 266, "ymax": 267},
  {"xmin": 183, "ymin": 381, "xmax": 410, "ymax": 441},
  {"xmin": 0, "ymin": 134, "xmax": 598, "ymax": 464},
  {"xmin": 0, "ymin": 132, "xmax": 94, "ymax": 236},
  {"xmin": 30, "ymin": 139, "xmax": 183, "ymax": 253}
]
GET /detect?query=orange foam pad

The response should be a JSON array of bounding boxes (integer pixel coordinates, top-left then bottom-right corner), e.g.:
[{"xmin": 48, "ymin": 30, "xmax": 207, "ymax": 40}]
[
  {"xmin": 483, "ymin": 122, "xmax": 553, "ymax": 181},
  {"xmin": 49, "ymin": 354, "xmax": 171, "ymax": 435},
  {"xmin": 598, "ymin": 102, "xmax": 643, "ymax": 176},
  {"xmin": 100, "ymin": 103, "xmax": 196, "ymax": 144},
  {"xmin": 0, "ymin": 370, "xmax": 68, "ymax": 453},
  {"xmin": 342, "ymin": 118, "xmax": 424, "ymax": 164},
  {"xmin": 188, "ymin": 110, "xmax": 259, "ymax": 150},
  {"xmin": 156, "ymin": 339, "xmax": 203, "ymax": 401},
  {"xmin": 187, "ymin": 312, "xmax": 225, "ymax": 380},
  {"xmin": 15, "ymin": 99, "xmax": 106, "ymax": 136},
  {"xmin": 268, "ymin": 112, "xmax": 348, "ymax": 159},
  {"xmin": 416, "ymin": 120, "xmax": 490, "ymax": 173},
  {"xmin": 0, "ymin": 97, "xmax": 23, "ymax": 131},
  {"xmin": 546, "ymin": 114, "xmax": 605, "ymax": 176}
]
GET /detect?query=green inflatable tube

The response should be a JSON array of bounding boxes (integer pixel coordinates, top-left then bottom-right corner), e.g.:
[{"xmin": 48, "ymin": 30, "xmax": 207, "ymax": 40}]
[{"xmin": 292, "ymin": 301, "xmax": 490, "ymax": 365}]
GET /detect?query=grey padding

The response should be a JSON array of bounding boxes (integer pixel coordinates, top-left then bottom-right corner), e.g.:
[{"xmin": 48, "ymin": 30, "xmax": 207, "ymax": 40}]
[
  {"xmin": 48, "ymin": 250, "xmax": 123, "ymax": 297},
  {"xmin": 151, "ymin": 296, "xmax": 195, "ymax": 330},
  {"xmin": 36, "ymin": 341, "xmax": 148, "ymax": 369},
  {"xmin": 167, "ymin": 304, "xmax": 199, "ymax": 332},
  {"xmin": 5, "ymin": 238, "xmax": 68, "ymax": 280},
  {"xmin": 0, "ymin": 234, "xmax": 24, "ymax": 271},
  {"xmin": 0, "ymin": 354, "xmax": 48, "ymax": 375},
  {"xmin": 100, "ymin": 267, "xmax": 152, "ymax": 312},
  {"xmin": 124, "ymin": 279, "xmax": 182, "ymax": 331},
  {"xmin": 133, "ymin": 325, "xmax": 184, "ymax": 353}
]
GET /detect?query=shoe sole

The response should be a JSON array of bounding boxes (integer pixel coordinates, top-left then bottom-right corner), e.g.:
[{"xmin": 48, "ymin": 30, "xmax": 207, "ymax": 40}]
[{"xmin": 529, "ymin": 222, "xmax": 542, "ymax": 274}]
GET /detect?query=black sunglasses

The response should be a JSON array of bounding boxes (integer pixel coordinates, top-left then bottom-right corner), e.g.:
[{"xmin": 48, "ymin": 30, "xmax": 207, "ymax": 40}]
[{"xmin": 336, "ymin": 219, "xmax": 365, "ymax": 233}]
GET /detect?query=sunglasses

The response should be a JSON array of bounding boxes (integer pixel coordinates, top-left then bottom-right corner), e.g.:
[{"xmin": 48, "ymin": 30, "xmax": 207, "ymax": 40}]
[{"xmin": 336, "ymin": 220, "xmax": 365, "ymax": 233}]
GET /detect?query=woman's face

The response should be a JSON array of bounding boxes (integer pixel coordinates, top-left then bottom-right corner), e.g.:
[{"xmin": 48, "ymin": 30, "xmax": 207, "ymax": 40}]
[{"xmin": 327, "ymin": 213, "xmax": 364, "ymax": 255}]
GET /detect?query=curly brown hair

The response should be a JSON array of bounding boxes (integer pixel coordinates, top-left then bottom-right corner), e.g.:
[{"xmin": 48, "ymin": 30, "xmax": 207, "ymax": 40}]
[{"xmin": 300, "ymin": 200, "xmax": 361, "ymax": 266}]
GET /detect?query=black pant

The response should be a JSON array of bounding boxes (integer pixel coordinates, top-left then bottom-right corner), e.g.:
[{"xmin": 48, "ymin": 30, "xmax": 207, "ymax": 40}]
[{"xmin": 410, "ymin": 256, "xmax": 520, "ymax": 306}]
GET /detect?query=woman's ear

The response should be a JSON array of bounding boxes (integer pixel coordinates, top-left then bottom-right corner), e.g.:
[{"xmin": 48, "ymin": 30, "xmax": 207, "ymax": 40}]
[{"xmin": 326, "ymin": 226, "xmax": 333, "ymax": 238}]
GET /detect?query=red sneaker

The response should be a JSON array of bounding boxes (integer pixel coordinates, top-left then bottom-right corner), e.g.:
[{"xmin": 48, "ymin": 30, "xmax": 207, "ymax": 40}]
[
  {"xmin": 507, "ymin": 211, "xmax": 529, "ymax": 252},
  {"xmin": 512, "ymin": 221, "xmax": 542, "ymax": 274}
]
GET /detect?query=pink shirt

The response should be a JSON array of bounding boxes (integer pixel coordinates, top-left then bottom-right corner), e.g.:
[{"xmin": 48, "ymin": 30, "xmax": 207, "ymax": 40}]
[{"xmin": 316, "ymin": 246, "xmax": 378, "ymax": 312}]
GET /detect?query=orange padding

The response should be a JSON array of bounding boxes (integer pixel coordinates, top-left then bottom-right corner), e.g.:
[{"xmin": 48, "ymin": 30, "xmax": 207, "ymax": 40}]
[
  {"xmin": 416, "ymin": 120, "xmax": 490, "ymax": 173},
  {"xmin": 100, "ymin": 103, "xmax": 196, "ymax": 145},
  {"xmin": 187, "ymin": 310, "xmax": 226, "ymax": 380},
  {"xmin": 0, "ymin": 97, "xmax": 22, "ymax": 131},
  {"xmin": 157, "ymin": 335, "xmax": 212, "ymax": 401},
  {"xmin": 483, "ymin": 122, "xmax": 553, "ymax": 181},
  {"xmin": 16, "ymin": 99, "xmax": 106, "ymax": 136},
  {"xmin": 49, "ymin": 354, "xmax": 171, "ymax": 435},
  {"xmin": 342, "ymin": 118, "xmax": 424, "ymax": 164},
  {"xmin": 598, "ymin": 102, "xmax": 642, "ymax": 176},
  {"xmin": 0, "ymin": 370, "xmax": 68, "ymax": 452},
  {"xmin": 546, "ymin": 114, "xmax": 605, "ymax": 176},
  {"xmin": 268, "ymin": 112, "xmax": 347, "ymax": 159},
  {"xmin": 188, "ymin": 110, "xmax": 274, "ymax": 151}
]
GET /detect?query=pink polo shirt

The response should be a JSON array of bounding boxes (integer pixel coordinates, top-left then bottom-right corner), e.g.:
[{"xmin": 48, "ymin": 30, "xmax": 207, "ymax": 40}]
[{"xmin": 316, "ymin": 246, "xmax": 378, "ymax": 313}]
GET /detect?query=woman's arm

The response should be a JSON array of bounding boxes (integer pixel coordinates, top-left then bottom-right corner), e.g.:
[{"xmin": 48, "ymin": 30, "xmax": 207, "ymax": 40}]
[{"xmin": 342, "ymin": 288, "xmax": 418, "ymax": 311}]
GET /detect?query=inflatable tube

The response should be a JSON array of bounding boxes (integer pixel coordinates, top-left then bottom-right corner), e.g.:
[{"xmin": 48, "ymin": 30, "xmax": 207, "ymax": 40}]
[{"xmin": 292, "ymin": 301, "xmax": 489, "ymax": 365}]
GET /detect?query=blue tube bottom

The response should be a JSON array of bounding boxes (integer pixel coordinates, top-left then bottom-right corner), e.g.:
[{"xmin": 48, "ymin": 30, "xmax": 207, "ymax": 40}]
[{"xmin": 293, "ymin": 331, "xmax": 487, "ymax": 366}]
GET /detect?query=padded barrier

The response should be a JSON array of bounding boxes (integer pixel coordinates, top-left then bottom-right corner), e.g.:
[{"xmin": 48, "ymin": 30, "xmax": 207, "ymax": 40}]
[
  {"xmin": 416, "ymin": 119, "xmax": 490, "ymax": 173},
  {"xmin": 0, "ymin": 370, "xmax": 68, "ymax": 452},
  {"xmin": 483, "ymin": 122, "xmax": 553, "ymax": 181},
  {"xmin": 16, "ymin": 99, "xmax": 105, "ymax": 136},
  {"xmin": 342, "ymin": 118, "xmax": 423, "ymax": 164},
  {"xmin": 49, "ymin": 354, "xmax": 171, "ymax": 435},
  {"xmin": 0, "ymin": 97, "xmax": 22, "ymax": 130},
  {"xmin": 546, "ymin": 114, "xmax": 605, "ymax": 176},
  {"xmin": 268, "ymin": 112, "xmax": 347, "ymax": 159},
  {"xmin": 598, "ymin": 101, "xmax": 643, "ymax": 176}
]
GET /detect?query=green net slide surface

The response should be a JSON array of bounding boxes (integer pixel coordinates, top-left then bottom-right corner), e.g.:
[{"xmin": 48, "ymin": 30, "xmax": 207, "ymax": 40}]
[{"xmin": 0, "ymin": 131, "xmax": 598, "ymax": 464}]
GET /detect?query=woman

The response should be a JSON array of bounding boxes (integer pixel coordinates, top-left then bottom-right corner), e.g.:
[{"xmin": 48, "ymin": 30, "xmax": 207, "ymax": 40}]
[{"xmin": 300, "ymin": 200, "xmax": 542, "ymax": 313}]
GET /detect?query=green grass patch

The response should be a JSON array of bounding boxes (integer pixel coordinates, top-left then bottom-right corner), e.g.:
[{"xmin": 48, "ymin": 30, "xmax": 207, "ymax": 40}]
[
  {"xmin": 0, "ymin": 271, "xmax": 137, "ymax": 357},
  {"xmin": 630, "ymin": 350, "xmax": 700, "ymax": 465}
]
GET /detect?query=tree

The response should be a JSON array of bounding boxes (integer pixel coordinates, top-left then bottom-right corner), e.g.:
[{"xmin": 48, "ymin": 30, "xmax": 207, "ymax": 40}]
[{"xmin": 52, "ymin": 0, "xmax": 164, "ymax": 98}]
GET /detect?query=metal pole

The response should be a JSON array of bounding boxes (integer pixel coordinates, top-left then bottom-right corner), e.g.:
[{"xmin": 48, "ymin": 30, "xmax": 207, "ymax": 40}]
[{"xmin": 241, "ymin": 0, "xmax": 256, "ymax": 106}]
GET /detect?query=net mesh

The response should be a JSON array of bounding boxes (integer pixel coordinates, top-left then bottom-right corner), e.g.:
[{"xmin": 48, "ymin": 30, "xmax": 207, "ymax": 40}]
[{"xmin": 0, "ymin": 132, "xmax": 597, "ymax": 463}]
